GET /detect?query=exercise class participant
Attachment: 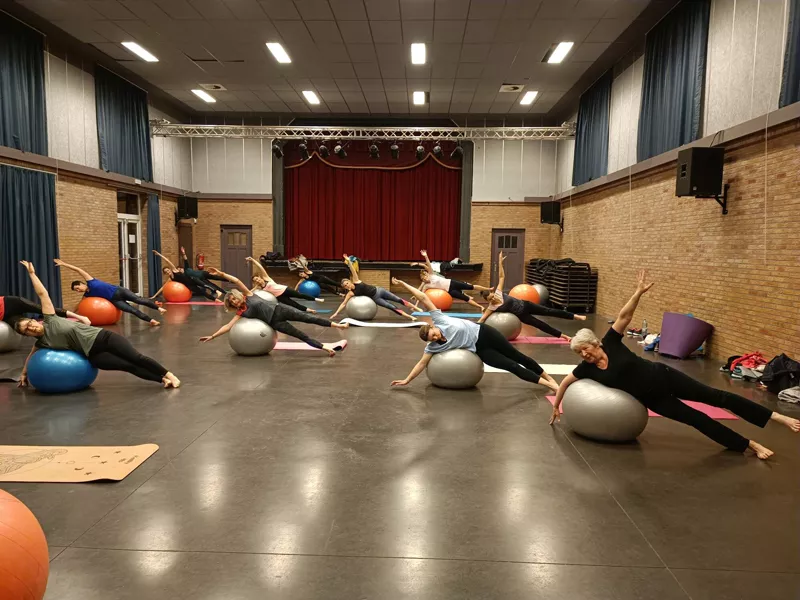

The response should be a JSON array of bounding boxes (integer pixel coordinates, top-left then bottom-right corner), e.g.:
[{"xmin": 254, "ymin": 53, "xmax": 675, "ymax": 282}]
[
  {"xmin": 152, "ymin": 250, "xmax": 223, "ymax": 301},
  {"xmin": 248, "ymin": 257, "xmax": 324, "ymax": 311},
  {"xmin": 290, "ymin": 254, "xmax": 344, "ymax": 296},
  {"xmin": 415, "ymin": 249, "xmax": 493, "ymax": 311},
  {"xmin": 180, "ymin": 246, "xmax": 227, "ymax": 294},
  {"xmin": 199, "ymin": 267, "xmax": 349, "ymax": 357},
  {"xmin": 389, "ymin": 278, "xmax": 559, "ymax": 392},
  {"xmin": 15, "ymin": 261, "xmax": 180, "ymax": 388},
  {"xmin": 332, "ymin": 254, "xmax": 417, "ymax": 321},
  {"xmin": 550, "ymin": 270, "xmax": 800, "ymax": 460},
  {"xmin": 57, "ymin": 259, "xmax": 166, "ymax": 326},
  {"xmin": 478, "ymin": 251, "xmax": 586, "ymax": 340},
  {"xmin": 1, "ymin": 295, "xmax": 90, "ymax": 325}
]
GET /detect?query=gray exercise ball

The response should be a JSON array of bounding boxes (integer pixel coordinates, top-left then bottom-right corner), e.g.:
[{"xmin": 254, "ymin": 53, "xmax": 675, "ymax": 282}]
[
  {"xmin": 229, "ymin": 317, "xmax": 278, "ymax": 356},
  {"xmin": 346, "ymin": 296, "xmax": 378, "ymax": 321},
  {"xmin": 485, "ymin": 312, "xmax": 522, "ymax": 340},
  {"xmin": 426, "ymin": 349, "xmax": 484, "ymax": 389},
  {"xmin": 0, "ymin": 321, "xmax": 22, "ymax": 353},
  {"xmin": 254, "ymin": 290, "xmax": 278, "ymax": 305},
  {"xmin": 533, "ymin": 284, "xmax": 549, "ymax": 304},
  {"xmin": 562, "ymin": 379, "xmax": 649, "ymax": 442}
]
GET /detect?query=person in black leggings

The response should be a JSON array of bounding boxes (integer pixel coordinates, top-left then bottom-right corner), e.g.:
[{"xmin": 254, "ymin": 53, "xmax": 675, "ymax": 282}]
[
  {"xmin": 1, "ymin": 295, "xmax": 90, "ymax": 325},
  {"xmin": 389, "ymin": 278, "xmax": 559, "ymax": 391},
  {"xmin": 180, "ymin": 247, "xmax": 227, "ymax": 294},
  {"xmin": 15, "ymin": 261, "xmax": 180, "ymax": 389},
  {"xmin": 551, "ymin": 270, "xmax": 800, "ymax": 460},
  {"xmin": 331, "ymin": 255, "xmax": 417, "ymax": 321},
  {"xmin": 199, "ymin": 268, "xmax": 349, "ymax": 357},
  {"xmin": 478, "ymin": 251, "xmax": 587, "ymax": 340},
  {"xmin": 296, "ymin": 270, "xmax": 344, "ymax": 296},
  {"xmin": 246, "ymin": 257, "xmax": 323, "ymax": 312},
  {"xmin": 414, "ymin": 249, "xmax": 493, "ymax": 311},
  {"xmin": 152, "ymin": 251, "xmax": 223, "ymax": 301}
]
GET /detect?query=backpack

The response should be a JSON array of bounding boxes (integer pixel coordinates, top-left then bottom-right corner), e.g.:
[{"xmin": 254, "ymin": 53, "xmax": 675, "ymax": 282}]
[{"xmin": 761, "ymin": 354, "xmax": 800, "ymax": 394}]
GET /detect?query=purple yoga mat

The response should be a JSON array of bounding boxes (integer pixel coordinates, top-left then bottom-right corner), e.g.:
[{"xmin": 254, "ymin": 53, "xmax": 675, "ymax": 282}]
[
  {"xmin": 659, "ymin": 313, "xmax": 713, "ymax": 359},
  {"xmin": 546, "ymin": 396, "xmax": 737, "ymax": 420}
]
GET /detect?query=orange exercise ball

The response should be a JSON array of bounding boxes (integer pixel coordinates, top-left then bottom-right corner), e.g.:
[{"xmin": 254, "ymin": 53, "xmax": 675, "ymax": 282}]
[
  {"xmin": 0, "ymin": 489, "xmax": 49, "ymax": 600},
  {"xmin": 163, "ymin": 281, "xmax": 192, "ymax": 303},
  {"xmin": 425, "ymin": 289, "xmax": 453, "ymax": 311},
  {"xmin": 77, "ymin": 297, "xmax": 121, "ymax": 326},
  {"xmin": 509, "ymin": 284, "xmax": 540, "ymax": 304}
]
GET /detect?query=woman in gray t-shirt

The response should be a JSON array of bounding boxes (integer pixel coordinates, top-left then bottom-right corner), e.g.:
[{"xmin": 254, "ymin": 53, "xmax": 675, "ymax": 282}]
[{"xmin": 14, "ymin": 261, "xmax": 180, "ymax": 389}]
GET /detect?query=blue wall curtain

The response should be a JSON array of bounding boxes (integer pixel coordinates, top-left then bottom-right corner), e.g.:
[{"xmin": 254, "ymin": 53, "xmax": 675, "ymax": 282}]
[
  {"xmin": 95, "ymin": 67, "xmax": 153, "ymax": 181},
  {"xmin": 572, "ymin": 71, "xmax": 612, "ymax": 187},
  {"xmin": 780, "ymin": 0, "xmax": 800, "ymax": 107},
  {"xmin": 146, "ymin": 193, "xmax": 162, "ymax": 295},
  {"xmin": 0, "ymin": 13, "xmax": 47, "ymax": 154},
  {"xmin": 0, "ymin": 165, "xmax": 61, "ymax": 304},
  {"xmin": 637, "ymin": 0, "xmax": 711, "ymax": 162}
]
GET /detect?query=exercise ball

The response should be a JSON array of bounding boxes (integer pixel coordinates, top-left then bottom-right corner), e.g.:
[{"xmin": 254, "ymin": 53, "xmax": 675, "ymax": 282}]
[
  {"xmin": 346, "ymin": 296, "xmax": 378, "ymax": 321},
  {"xmin": 76, "ymin": 297, "xmax": 121, "ymax": 326},
  {"xmin": 509, "ymin": 284, "xmax": 540, "ymax": 304},
  {"xmin": 229, "ymin": 318, "xmax": 278, "ymax": 356},
  {"xmin": 562, "ymin": 379, "xmax": 649, "ymax": 442},
  {"xmin": 485, "ymin": 312, "xmax": 522, "ymax": 340},
  {"xmin": 26, "ymin": 349, "xmax": 98, "ymax": 394},
  {"xmin": 0, "ymin": 489, "xmax": 49, "ymax": 600},
  {"xmin": 298, "ymin": 280, "xmax": 321, "ymax": 298},
  {"xmin": 163, "ymin": 281, "xmax": 192, "ymax": 303},
  {"xmin": 533, "ymin": 284, "xmax": 549, "ymax": 304},
  {"xmin": 0, "ymin": 321, "xmax": 22, "ymax": 353},
  {"xmin": 426, "ymin": 349, "xmax": 484, "ymax": 389},
  {"xmin": 254, "ymin": 290, "xmax": 278, "ymax": 305},
  {"xmin": 425, "ymin": 289, "xmax": 453, "ymax": 311}
]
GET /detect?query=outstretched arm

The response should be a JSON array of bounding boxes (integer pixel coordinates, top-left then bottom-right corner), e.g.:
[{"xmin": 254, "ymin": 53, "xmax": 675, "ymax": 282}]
[
  {"xmin": 207, "ymin": 267, "xmax": 251, "ymax": 296},
  {"xmin": 342, "ymin": 254, "xmax": 360, "ymax": 283},
  {"xmin": 246, "ymin": 256, "xmax": 269, "ymax": 280},
  {"xmin": 419, "ymin": 249, "xmax": 434, "ymax": 274},
  {"xmin": 53, "ymin": 258, "xmax": 92, "ymax": 281},
  {"xmin": 199, "ymin": 315, "xmax": 241, "ymax": 342},
  {"xmin": 152, "ymin": 251, "xmax": 177, "ymax": 272},
  {"xmin": 180, "ymin": 246, "xmax": 191, "ymax": 269},
  {"xmin": 612, "ymin": 270, "xmax": 654, "ymax": 335},
  {"xmin": 150, "ymin": 283, "xmax": 166, "ymax": 300},
  {"xmin": 331, "ymin": 291, "xmax": 354, "ymax": 319},
  {"xmin": 20, "ymin": 261, "xmax": 55, "ymax": 314},
  {"xmin": 391, "ymin": 352, "xmax": 433, "ymax": 386},
  {"xmin": 392, "ymin": 277, "xmax": 437, "ymax": 312},
  {"xmin": 549, "ymin": 372, "xmax": 578, "ymax": 424},
  {"xmin": 496, "ymin": 251, "xmax": 507, "ymax": 294},
  {"xmin": 19, "ymin": 345, "xmax": 39, "ymax": 388}
]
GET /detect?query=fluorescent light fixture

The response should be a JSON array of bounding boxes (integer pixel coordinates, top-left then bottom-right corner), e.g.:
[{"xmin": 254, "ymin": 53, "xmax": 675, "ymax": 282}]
[
  {"xmin": 191, "ymin": 89, "xmax": 216, "ymax": 103},
  {"xmin": 266, "ymin": 42, "xmax": 291, "ymax": 63},
  {"xmin": 547, "ymin": 41, "xmax": 574, "ymax": 64},
  {"xmin": 121, "ymin": 41, "xmax": 158, "ymax": 62},
  {"xmin": 411, "ymin": 43, "xmax": 426, "ymax": 65},
  {"xmin": 519, "ymin": 90, "xmax": 538, "ymax": 105},
  {"xmin": 302, "ymin": 90, "xmax": 320, "ymax": 105},
  {"xmin": 412, "ymin": 90, "xmax": 426, "ymax": 105}
]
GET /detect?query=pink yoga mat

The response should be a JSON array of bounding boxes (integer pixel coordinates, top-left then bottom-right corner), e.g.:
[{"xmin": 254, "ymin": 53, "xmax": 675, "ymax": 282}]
[
  {"xmin": 545, "ymin": 396, "xmax": 738, "ymax": 420},
  {"xmin": 165, "ymin": 301, "xmax": 222, "ymax": 306},
  {"xmin": 512, "ymin": 336, "xmax": 569, "ymax": 344},
  {"xmin": 274, "ymin": 340, "xmax": 348, "ymax": 351}
]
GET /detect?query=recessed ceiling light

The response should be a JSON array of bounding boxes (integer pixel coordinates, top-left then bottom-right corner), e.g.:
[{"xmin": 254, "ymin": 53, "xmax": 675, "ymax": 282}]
[
  {"xmin": 519, "ymin": 90, "xmax": 538, "ymax": 105},
  {"xmin": 121, "ymin": 41, "xmax": 158, "ymax": 62},
  {"xmin": 546, "ymin": 41, "xmax": 574, "ymax": 64},
  {"xmin": 191, "ymin": 89, "xmax": 216, "ymax": 103},
  {"xmin": 302, "ymin": 90, "xmax": 320, "ymax": 105},
  {"xmin": 412, "ymin": 91, "xmax": 426, "ymax": 105},
  {"xmin": 411, "ymin": 43, "xmax": 426, "ymax": 65},
  {"xmin": 266, "ymin": 42, "xmax": 291, "ymax": 63}
]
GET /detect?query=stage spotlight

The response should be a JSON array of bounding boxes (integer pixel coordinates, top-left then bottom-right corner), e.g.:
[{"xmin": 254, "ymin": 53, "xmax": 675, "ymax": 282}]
[
  {"xmin": 416, "ymin": 144, "xmax": 425, "ymax": 160},
  {"xmin": 271, "ymin": 141, "xmax": 283, "ymax": 159},
  {"xmin": 433, "ymin": 143, "xmax": 442, "ymax": 157},
  {"xmin": 450, "ymin": 144, "xmax": 463, "ymax": 159},
  {"xmin": 334, "ymin": 142, "xmax": 347, "ymax": 158},
  {"xmin": 390, "ymin": 143, "xmax": 399, "ymax": 159},
  {"xmin": 318, "ymin": 142, "xmax": 329, "ymax": 158},
  {"xmin": 369, "ymin": 141, "xmax": 380, "ymax": 159},
  {"xmin": 299, "ymin": 141, "xmax": 309, "ymax": 160}
]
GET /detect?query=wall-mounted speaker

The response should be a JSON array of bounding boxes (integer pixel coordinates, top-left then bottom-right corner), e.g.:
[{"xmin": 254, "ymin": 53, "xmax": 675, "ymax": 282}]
[
  {"xmin": 675, "ymin": 147, "xmax": 724, "ymax": 197},
  {"xmin": 178, "ymin": 196, "xmax": 198, "ymax": 219},
  {"xmin": 540, "ymin": 201, "xmax": 561, "ymax": 225}
]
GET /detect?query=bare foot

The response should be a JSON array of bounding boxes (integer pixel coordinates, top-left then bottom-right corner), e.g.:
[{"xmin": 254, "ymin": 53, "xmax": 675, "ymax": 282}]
[
  {"xmin": 770, "ymin": 412, "xmax": 800, "ymax": 433},
  {"xmin": 334, "ymin": 322, "xmax": 349, "ymax": 329},
  {"xmin": 164, "ymin": 372, "xmax": 181, "ymax": 388},
  {"xmin": 575, "ymin": 315, "xmax": 587, "ymax": 321},
  {"xmin": 307, "ymin": 308, "xmax": 317, "ymax": 314},
  {"xmin": 149, "ymin": 319, "xmax": 161, "ymax": 327},
  {"xmin": 323, "ymin": 346, "xmax": 337, "ymax": 357},
  {"xmin": 748, "ymin": 440, "xmax": 774, "ymax": 460},
  {"xmin": 410, "ymin": 315, "xmax": 418, "ymax": 322},
  {"xmin": 158, "ymin": 307, "xmax": 167, "ymax": 314}
]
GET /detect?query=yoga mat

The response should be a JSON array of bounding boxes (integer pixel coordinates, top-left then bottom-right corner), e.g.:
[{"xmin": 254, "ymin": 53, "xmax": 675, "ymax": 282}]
[
  {"xmin": 485, "ymin": 364, "xmax": 577, "ymax": 375},
  {"xmin": 0, "ymin": 444, "xmax": 159, "ymax": 482},
  {"xmin": 340, "ymin": 318, "xmax": 424, "ymax": 328},
  {"xmin": 165, "ymin": 301, "xmax": 222, "ymax": 306},
  {"xmin": 512, "ymin": 336, "xmax": 569, "ymax": 344},
  {"xmin": 412, "ymin": 311, "xmax": 481, "ymax": 318},
  {"xmin": 0, "ymin": 368, "xmax": 21, "ymax": 383},
  {"xmin": 275, "ymin": 340, "xmax": 347, "ymax": 351},
  {"xmin": 545, "ymin": 396, "xmax": 738, "ymax": 420}
]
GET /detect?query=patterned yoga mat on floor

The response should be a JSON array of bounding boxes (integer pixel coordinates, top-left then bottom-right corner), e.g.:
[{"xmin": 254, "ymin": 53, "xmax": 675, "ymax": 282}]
[{"xmin": 545, "ymin": 396, "xmax": 738, "ymax": 419}]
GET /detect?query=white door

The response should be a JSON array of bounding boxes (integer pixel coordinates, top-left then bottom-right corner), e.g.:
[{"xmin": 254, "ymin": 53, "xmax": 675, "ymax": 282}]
[{"xmin": 118, "ymin": 215, "xmax": 143, "ymax": 295}]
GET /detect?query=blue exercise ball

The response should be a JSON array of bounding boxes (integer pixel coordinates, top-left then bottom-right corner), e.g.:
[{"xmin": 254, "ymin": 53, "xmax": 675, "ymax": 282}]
[
  {"xmin": 27, "ymin": 349, "xmax": 98, "ymax": 394},
  {"xmin": 298, "ymin": 280, "xmax": 321, "ymax": 298}
]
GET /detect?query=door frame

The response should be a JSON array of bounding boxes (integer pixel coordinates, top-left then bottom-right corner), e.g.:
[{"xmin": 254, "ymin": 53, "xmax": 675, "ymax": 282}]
[
  {"xmin": 490, "ymin": 228, "xmax": 525, "ymax": 287},
  {"xmin": 117, "ymin": 212, "xmax": 143, "ymax": 294},
  {"xmin": 220, "ymin": 224, "xmax": 253, "ymax": 283}
]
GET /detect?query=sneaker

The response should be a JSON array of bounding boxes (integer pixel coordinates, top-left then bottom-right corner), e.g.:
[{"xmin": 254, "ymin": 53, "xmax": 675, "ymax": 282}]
[{"xmin": 315, "ymin": 298, "xmax": 325, "ymax": 303}]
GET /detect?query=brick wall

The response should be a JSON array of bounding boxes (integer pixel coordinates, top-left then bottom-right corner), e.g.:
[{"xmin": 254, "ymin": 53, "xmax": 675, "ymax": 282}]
[
  {"xmin": 160, "ymin": 196, "xmax": 179, "ymax": 262},
  {"xmin": 553, "ymin": 122, "xmax": 800, "ymax": 361}
]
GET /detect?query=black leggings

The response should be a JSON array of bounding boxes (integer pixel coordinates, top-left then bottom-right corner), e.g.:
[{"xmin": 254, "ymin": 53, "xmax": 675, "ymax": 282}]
[
  {"xmin": 88, "ymin": 330, "xmax": 169, "ymax": 382},
  {"xmin": 310, "ymin": 273, "xmax": 342, "ymax": 295},
  {"xmin": 643, "ymin": 365, "xmax": 772, "ymax": 452},
  {"xmin": 270, "ymin": 304, "xmax": 335, "ymax": 349},
  {"xmin": 475, "ymin": 324, "xmax": 544, "ymax": 384},
  {"xmin": 373, "ymin": 288, "xmax": 414, "ymax": 315},
  {"xmin": 512, "ymin": 300, "xmax": 577, "ymax": 338},
  {"xmin": 276, "ymin": 287, "xmax": 317, "ymax": 311},
  {"xmin": 445, "ymin": 280, "xmax": 476, "ymax": 303},
  {"xmin": 2, "ymin": 296, "xmax": 67, "ymax": 323},
  {"xmin": 111, "ymin": 288, "xmax": 160, "ymax": 322}
]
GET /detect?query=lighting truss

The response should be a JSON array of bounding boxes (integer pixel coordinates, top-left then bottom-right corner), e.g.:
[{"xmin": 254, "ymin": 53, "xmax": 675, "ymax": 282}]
[{"xmin": 149, "ymin": 123, "xmax": 575, "ymax": 141}]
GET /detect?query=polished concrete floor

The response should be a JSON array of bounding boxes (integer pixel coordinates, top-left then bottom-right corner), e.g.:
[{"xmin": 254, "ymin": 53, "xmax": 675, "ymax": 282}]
[{"xmin": 1, "ymin": 301, "xmax": 798, "ymax": 599}]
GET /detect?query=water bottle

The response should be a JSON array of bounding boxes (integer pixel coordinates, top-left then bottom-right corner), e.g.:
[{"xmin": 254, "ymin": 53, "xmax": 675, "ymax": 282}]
[{"xmin": 642, "ymin": 319, "xmax": 648, "ymax": 337}]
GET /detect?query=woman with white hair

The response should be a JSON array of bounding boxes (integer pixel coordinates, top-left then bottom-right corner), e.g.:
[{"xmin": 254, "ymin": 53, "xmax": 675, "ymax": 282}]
[{"xmin": 550, "ymin": 270, "xmax": 799, "ymax": 460}]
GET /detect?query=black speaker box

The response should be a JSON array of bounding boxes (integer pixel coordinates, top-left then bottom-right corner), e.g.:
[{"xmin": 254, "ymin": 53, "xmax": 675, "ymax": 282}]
[
  {"xmin": 540, "ymin": 201, "xmax": 560, "ymax": 224},
  {"xmin": 178, "ymin": 196, "xmax": 198, "ymax": 219},
  {"xmin": 675, "ymin": 147, "xmax": 724, "ymax": 197}
]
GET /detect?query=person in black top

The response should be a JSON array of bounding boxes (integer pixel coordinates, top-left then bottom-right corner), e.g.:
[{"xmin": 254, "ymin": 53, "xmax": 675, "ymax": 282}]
[
  {"xmin": 289, "ymin": 253, "xmax": 344, "ymax": 296},
  {"xmin": 152, "ymin": 250, "xmax": 223, "ymax": 302},
  {"xmin": 550, "ymin": 271, "xmax": 799, "ymax": 460},
  {"xmin": 199, "ymin": 268, "xmax": 349, "ymax": 357},
  {"xmin": 1, "ymin": 295, "xmax": 90, "ymax": 325},
  {"xmin": 331, "ymin": 254, "xmax": 417, "ymax": 321}
]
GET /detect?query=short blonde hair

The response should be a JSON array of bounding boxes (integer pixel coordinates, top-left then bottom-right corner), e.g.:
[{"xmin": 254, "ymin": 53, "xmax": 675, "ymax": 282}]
[
  {"xmin": 223, "ymin": 289, "xmax": 245, "ymax": 312},
  {"xmin": 570, "ymin": 328, "xmax": 601, "ymax": 352}
]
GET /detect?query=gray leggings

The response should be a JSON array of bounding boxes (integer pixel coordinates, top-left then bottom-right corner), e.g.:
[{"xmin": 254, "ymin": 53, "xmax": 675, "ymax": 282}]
[{"xmin": 373, "ymin": 287, "xmax": 413, "ymax": 316}]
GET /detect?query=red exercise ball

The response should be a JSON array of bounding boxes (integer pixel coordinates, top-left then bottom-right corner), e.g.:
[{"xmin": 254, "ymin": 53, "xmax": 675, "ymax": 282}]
[
  {"xmin": 425, "ymin": 289, "xmax": 453, "ymax": 311},
  {"xmin": 163, "ymin": 281, "xmax": 192, "ymax": 303},
  {"xmin": 77, "ymin": 297, "xmax": 121, "ymax": 326},
  {"xmin": 509, "ymin": 284, "xmax": 540, "ymax": 304},
  {"xmin": 0, "ymin": 489, "xmax": 50, "ymax": 600}
]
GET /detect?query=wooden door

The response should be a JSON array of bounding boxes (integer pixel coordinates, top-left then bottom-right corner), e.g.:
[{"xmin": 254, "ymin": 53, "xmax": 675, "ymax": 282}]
[
  {"xmin": 490, "ymin": 229, "xmax": 525, "ymax": 288},
  {"xmin": 220, "ymin": 225, "xmax": 252, "ymax": 283}
]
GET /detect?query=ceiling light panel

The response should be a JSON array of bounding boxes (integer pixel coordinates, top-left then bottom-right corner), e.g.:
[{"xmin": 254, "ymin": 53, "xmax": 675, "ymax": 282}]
[
  {"xmin": 121, "ymin": 41, "xmax": 158, "ymax": 62},
  {"xmin": 266, "ymin": 43, "xmax": 292, "ymax": 63},
  {"xmin": 411, "ymin": 43, "xmax": 426, "ymax": 65},
  {"xmin": 302, "ymin": 90, "xmax": 321, "ymax": 105},
  {"xmin": 547, "ymin": 42, "xmax": 574, "ymax": 64},
  {"xmin": 191, "ymin": 89, "xmax": 216, "ymax": 103},
  {"xmin": 519, "ymin": 91, "xmax": 538, "ymax": 105}
]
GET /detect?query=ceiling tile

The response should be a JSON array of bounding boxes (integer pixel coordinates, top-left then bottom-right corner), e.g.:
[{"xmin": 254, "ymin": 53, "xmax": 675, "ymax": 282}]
[
  {"xmin": 347, "ymin": 102, "xmax": 369, "ymax": 112},
  {"xmin": 234, "ymin": 90, "xmax": 260, "ymax": 101},
  {"xmin": 502, "ymin": 0, "xmax": 544, "ymax": 19},
  {"xmin": 364, "ymin": 0, "xmax": 400, "ymax": 20},
  {"xmin": 390, "ymin": 102, "xmax": 410, "ymax": 113},
  {"xmin": 585, "ymin": 18, "xmax": 630, "ymax": 43},
  {"xmin": 85, "ymin": 20, "xmax": 129, "ymax": 43},
  {"xmin": 536, "ymin": 0, "xmax": 580, "ymax": 19},
  {"xmin": 449, "ymin": 102, "xmax": 471, "ymax": 112},
  {"xmin": 400, "ymin": 0, "xmax": 434, "ymax": 19},
  {"xmin": 451, "ymin": 91, "xmax": 475, "ymax": 102},
  {"xmin": 469, "ymin": 101, "xmax": 492, "ymax": 112},
  {"xmin": 573, "ymin": 0, "xmax": 616, "ymax": 19},
  {"xmin": 354, "ymin": 62, "xmax": 382, "ymax": 78},
  {"xmin": 364, "ymin": 90, "xmax": 387, "ymax": 101},
  {"xmin": 267, "ymin": 100, "xmax": 290, "ymax": 110},
  {"xmin": 359, "ymin": 78, "xmax": 385, "ymax": 91},
  {"xmin": 273, "ymin": 20, "xmax": 315, "ymax": 45},
  {"xmin": 371, "ymin": 21, "xmax": 403, "ymax": 43},
  {"xmin": 432, "ymin": 63, "xmax": 458, "ymax": 78},
  {"xmin": 429, "ymin": 43, "xmax": 461, "ymax": 62},
  {"xmin": 406, "ymin": 78, "xmax": 430, "ymax": 90},
  {"xmin": 294, "ymin": 0, "xmax": 335, "ymax": 19},
  {"xmin": 368, "ymin": 100, "xmax": 389, "ymax": 112},
  {"xmin": 453, "ymin": 78, "xmax": 479, "ymax": 91},
  {"xmin": 386, "ymin": 91, "xmax": 408, "ymax": 103},
  {"xmin": 287, "ymin": 101, "xmax": 312, "ymax": 112},
  {"xmin": 341, "ymin": 90, "xmax": 366, "ymax": 102},
  {"xmin": 460, "ymin": 44, "xmax": 491, "ymax": 63},
  {"xmin": 405, "ymin": 65, "xmax": 431, "ymax": 78},
  {"xmin": 430, "ymin": 91, "xmax": 451, "ymax": 103},
  {"xmin": 86, "ymin": 1, "xmax": 137, "ymax": 19},
  {"xmin": 374, "ymin": 43, "xmax": 405, "ymax": 63},
  {"xmin": 335, "ymin": 79, "xmax": 361, "ymax": 90},
  {"xmin": 112, "ymin": 1, "xmax": 170, "ymax": 21},
  {"xmin": 346, "ymin": 43, "xmax": 378, "ymax": 62},
  {"xmin": 569, "ymin": 41, "xmax": 610, "ymax": 62},
  {"xmin": 487, "ymin": 43, "xmax": 520, "ymax": 65},
  {"xmin": 306, "ymin": 21, "xmax": 344, "ymax": 44},
  {"xmin": 603, "ymin": 0, "xmax": 648, "ymax": 20},
  {"xmin": 310, "ymin": 78, "xmax": 339, "ymax": 91},
  {"xmin": 320, "ymin": 90, "xmax": 345, "ymax": 103},
  {"xmin": 255, "ymin": 89, "xmax": 280, "ymax": 101},
  {"xmin": 329, "ymin": 0, "xmax": 368, "ymax": 19},
  {"xmin": 277, "ymin": 90, "xmax": 303, "ymax": 102},
  {"xmin": 434, "ymin": 0, "xmax": 470, "ymax": 20},
  {"xmin": 337, "ymin": 20, "xmax": 373, "ymax": 42},
  {"xmin": 318, "ymin": 44, "xmax": 351, "ymax": 62},
  {"xmin": 494, "ymin": 20, "xmax": 532, "ymax": 42},
  {"xmin": 326, "ymin": 102, "xmax": 350, "ymax": 112},
  {"xmin": 402, "ymin": 19, "xmax": 433, "ymax": 43},
  {"xmin": 92, "ymin": 41, "xmax": 137, "ymax": 60},
  {"xmin": 287, "ymin": 77, "xmax": 314, "ymax": 90},
  {"xmin": 383, "ymin": 79, "xmax": 408, "ymax": 91},
  {"xmin": 430, "ymin": 78, "xmax": 454, "ymax": 91},
  {"xmin": 456, "ymin": 63, "xmax": 484, "ymax": 78},
  {"xmin": 467, "ymin": 0, "xmax": 506, "ymax": 20},
  {"xmin": 221, "ymin": 0, "xmax": 268, "ymax": 19},
  {"xmin": 189, "ymin": 0, "xmax": 235, "ymax": 19},
  {"xmin": 464, "ymin": 20, "xmax": 498, "ymax": 43},
  {"xmin": 327, "ymin": 63, "xmax": 357, "ymax": 77},
  {"xmin": 157, "ymin": 0, "xmax": 203, "ymax": 19},
  {"xmin": 433, "ymin": 20, "xmax": 465, "ymax": 43},
  {"xmin": 259, "ymin": 0, "xmax": 301, "ymax": 19}
]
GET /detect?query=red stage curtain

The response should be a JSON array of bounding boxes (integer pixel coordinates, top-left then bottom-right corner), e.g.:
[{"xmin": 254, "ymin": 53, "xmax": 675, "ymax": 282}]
[{"xmin": 284, "ymin": 143, "xmax": 461, "ymax": 261}]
